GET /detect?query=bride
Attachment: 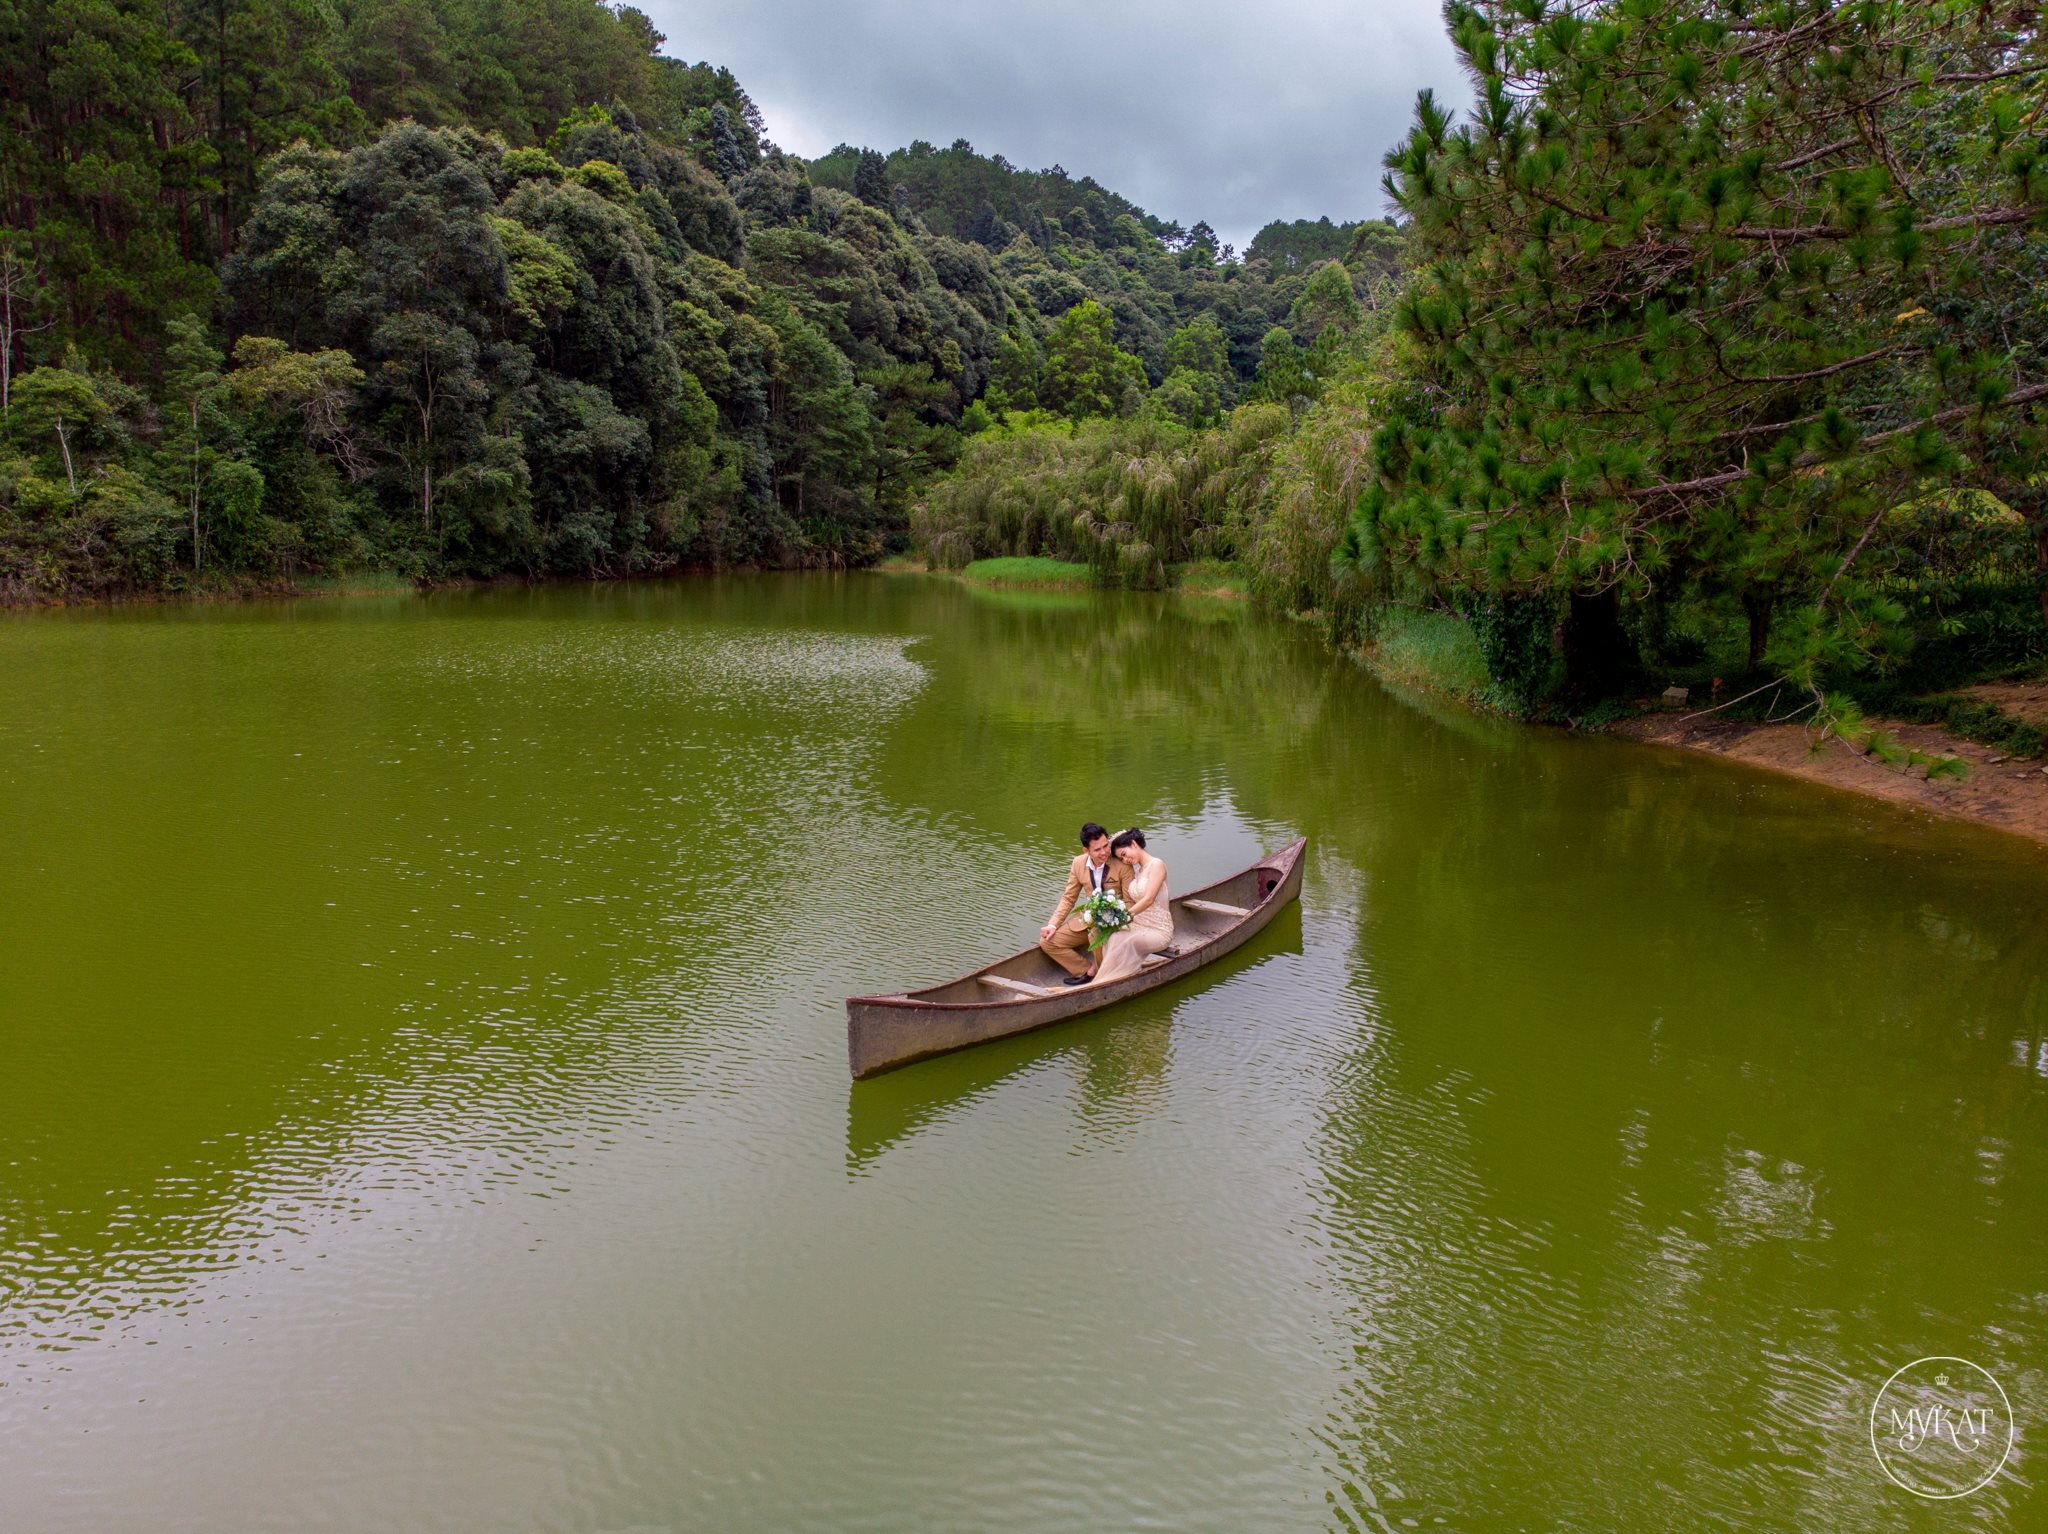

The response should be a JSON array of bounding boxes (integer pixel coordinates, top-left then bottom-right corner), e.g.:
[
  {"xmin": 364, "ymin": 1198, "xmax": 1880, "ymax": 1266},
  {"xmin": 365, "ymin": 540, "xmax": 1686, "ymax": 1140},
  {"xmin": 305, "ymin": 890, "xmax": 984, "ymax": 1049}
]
[{"xmin": 1089, "ymin": 829, "xmax": 1173, "ymax": 985}]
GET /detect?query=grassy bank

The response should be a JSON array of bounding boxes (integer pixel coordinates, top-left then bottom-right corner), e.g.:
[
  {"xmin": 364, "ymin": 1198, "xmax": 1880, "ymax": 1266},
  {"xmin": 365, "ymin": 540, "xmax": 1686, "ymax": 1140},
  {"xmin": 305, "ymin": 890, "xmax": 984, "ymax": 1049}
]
[
  {"xmin": 889, "ymin": 554, "xmax": 1252, "ymax": 598},
  {"xmin": 1357, "ymin": 607, "xmax": 1496, "ymax": 708},
  {"xmin": 959, "ymin": 557, "xmax": 1098, "ymax": 590}
]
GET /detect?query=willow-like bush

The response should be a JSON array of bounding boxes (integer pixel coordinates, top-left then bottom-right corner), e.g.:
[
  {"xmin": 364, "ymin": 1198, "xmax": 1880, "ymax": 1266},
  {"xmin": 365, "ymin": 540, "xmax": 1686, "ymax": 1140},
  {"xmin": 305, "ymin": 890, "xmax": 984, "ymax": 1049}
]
[
  {"xmin": 915, "ymin": 331, "xmax": 1416, "ymax": 611},
  {"xmin": 1236, "ymin": 333, "xmax": 1413, "ymax": 614},
  {"xmin": 912, "ymin": 407, "xmax": 1289, "ymax": 585}
]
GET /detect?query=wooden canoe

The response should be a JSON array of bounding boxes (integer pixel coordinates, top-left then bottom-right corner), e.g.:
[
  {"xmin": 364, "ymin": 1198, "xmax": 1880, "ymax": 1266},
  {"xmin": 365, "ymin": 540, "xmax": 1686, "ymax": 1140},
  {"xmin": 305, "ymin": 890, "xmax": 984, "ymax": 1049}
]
[{"xmin": 847, "ymin": 837, "xmax": 1307, "ymax": 1080}]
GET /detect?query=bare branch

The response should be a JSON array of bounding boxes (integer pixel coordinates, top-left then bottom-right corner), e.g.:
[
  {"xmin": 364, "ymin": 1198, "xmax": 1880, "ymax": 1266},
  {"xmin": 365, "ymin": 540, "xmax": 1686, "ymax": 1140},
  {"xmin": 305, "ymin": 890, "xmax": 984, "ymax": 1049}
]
[
  {"xmin": 1724, "ymin": 206, "xmax": 2040, "ymax": 242},
  {"xmin": 1624, "ymin": 382, "xmax": 2048, "ymax": 502}
]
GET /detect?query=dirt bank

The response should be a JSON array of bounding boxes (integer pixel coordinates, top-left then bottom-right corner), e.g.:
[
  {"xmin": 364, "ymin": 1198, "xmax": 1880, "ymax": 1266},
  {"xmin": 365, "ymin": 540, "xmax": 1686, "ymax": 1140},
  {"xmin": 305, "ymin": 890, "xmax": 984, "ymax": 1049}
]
[
  {"xmin": 1959, "ymin": 679, "xmax": 2048, "ymax": 729},
  {"xmin": 1613, "ymin": 708, "xmax": 2048, "ymax": 849}
]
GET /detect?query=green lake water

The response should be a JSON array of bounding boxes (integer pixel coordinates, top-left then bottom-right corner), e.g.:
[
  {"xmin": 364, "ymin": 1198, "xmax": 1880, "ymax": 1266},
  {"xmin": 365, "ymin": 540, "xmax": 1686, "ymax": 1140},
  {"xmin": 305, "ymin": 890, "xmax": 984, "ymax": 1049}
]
[{"xmin": 2, "ymin": 574, "xmax": 2044, "ymax": 1532}]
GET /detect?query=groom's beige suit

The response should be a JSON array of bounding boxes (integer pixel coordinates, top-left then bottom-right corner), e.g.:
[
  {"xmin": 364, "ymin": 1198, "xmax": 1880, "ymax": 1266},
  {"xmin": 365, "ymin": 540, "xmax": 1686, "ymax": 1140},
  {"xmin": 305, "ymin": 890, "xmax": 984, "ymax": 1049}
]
[{"xmin": 1040, "ymin": 852, "xmax": 1134, "ymax": 978}]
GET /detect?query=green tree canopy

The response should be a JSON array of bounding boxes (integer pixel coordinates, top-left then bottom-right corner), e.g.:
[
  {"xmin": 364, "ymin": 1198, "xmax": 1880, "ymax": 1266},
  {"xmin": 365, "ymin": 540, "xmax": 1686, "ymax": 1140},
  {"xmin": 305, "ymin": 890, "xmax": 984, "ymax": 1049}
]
[
  {"xmin": 1040, "ymin": 300, "xmax": 1146, "ymax": 421},
  {"xmin": 1163, "ymin": 315, "xmax": 1232, "ymax": 389}
]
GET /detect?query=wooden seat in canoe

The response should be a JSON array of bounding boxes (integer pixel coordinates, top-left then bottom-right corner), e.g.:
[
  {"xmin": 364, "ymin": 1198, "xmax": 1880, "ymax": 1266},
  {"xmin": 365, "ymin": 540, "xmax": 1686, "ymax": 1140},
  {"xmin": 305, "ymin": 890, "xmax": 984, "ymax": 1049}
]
[{"xmin": 979, "ymin": 974, "xmax": 1053, "ymax": 999}]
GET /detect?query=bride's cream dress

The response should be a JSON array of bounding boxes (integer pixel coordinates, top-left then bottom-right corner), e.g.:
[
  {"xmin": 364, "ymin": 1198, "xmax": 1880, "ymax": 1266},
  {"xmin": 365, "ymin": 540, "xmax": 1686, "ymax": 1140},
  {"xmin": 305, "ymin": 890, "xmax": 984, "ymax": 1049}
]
[{"xmin": 1091, "ymin": 858, "xmax": 1172, "ymax": 985}]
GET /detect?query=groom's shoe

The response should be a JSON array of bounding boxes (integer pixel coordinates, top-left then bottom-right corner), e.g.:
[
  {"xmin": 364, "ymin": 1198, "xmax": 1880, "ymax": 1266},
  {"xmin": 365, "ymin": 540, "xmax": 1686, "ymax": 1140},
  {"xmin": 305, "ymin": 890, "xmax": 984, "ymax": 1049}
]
[{"xmin": 1062, "ymin": 975, "xmax": 1089, "ymax": 986}]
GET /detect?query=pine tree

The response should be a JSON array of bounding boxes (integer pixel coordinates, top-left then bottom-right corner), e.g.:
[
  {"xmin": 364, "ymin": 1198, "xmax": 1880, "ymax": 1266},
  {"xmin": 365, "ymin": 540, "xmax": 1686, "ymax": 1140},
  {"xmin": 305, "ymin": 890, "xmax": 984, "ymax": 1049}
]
[
  {"xmin": 1363, "ymin": 0, "xmax": 2048, "ymax": 697},
  {"xmin": 1040, "ymin": 300, "xmax": 1146, "ymax": 421},
  {"xmin": 708, "ymin": 103, "xmax": 750, "ymax": 183},
  {"xmin": 162, "ymin": 313, "xmax": 227, "ymax": 569},
  {"xmin": 0, "ymin": 235, "xmax": 55, "ymax": 412},
  {"xmin": 852, "ymin": 147, "xmax": 890, "ymax": 207},
  {"xmin": 967, "ymin": 200, "xmax": 1004, "ymax": 248}
]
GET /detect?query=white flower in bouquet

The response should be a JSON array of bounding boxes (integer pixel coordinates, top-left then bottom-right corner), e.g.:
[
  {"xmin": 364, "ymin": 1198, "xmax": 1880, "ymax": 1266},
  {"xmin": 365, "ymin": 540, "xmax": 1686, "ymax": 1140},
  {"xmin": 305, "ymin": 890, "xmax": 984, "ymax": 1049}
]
[{"xmin": 1074, "ymin": 889, "xmax": 1132, "ymax": 951}]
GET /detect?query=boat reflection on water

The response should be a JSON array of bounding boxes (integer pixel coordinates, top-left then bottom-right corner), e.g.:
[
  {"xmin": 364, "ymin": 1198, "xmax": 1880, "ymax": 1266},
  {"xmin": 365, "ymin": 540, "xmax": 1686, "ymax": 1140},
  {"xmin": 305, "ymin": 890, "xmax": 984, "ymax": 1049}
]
[{"xmin": 843, "ymin": 901, "xmax": 1306, "ymax": 1174}]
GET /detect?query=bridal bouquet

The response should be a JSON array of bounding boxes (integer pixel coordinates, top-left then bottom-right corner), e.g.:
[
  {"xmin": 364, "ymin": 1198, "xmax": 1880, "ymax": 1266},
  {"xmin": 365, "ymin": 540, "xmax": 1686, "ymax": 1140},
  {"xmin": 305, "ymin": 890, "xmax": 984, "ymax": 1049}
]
[{"xmin": 1073, "ymin": 889, "xmax": 1132, "ymax": 951}]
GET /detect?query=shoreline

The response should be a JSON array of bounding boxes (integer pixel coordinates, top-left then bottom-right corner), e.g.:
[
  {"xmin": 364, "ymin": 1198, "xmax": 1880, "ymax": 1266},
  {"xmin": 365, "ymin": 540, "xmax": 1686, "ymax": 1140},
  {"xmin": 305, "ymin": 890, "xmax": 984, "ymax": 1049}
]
[
  {"xmin": 9, "ymin": 554, "xmax": 1241, "ymax": 612},
  {"xmin": 2, "ymin": 569, "xmax": 522, "ymax": 612},
  {"xmin": 0, "ymin": 559, "xmax": 841, "ymax": 614},
  {"xmin": 1340, "ymin": 607, "xmax": 2048, "ymax": 850},
  {"xmin": 10, "ymin": 560, "xmax": 2043, "ymax": 849},
  {"xmin": 1359, "ymin": 641, "xmax": 2048, "ymax": 849},
  {"xmin": 1609, "ymin": 707, "xmax": 2048, "ymax": 849}
]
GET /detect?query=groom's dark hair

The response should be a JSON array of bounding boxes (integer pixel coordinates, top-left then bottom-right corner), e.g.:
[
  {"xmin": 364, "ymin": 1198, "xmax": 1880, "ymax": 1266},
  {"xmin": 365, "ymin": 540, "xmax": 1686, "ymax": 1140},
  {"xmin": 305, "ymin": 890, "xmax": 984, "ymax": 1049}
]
[{"xmin": 1079, "ymin": 822, "xmax": 1108, "ymax": 846}]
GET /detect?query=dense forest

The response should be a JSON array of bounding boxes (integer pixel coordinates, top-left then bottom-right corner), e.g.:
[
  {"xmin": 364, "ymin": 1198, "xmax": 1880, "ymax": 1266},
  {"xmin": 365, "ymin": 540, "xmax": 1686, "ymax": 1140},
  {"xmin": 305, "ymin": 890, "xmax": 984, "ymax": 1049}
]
[{"xmin": 0, "ymin": 0, "xmax": 1389, "ymax": 594}]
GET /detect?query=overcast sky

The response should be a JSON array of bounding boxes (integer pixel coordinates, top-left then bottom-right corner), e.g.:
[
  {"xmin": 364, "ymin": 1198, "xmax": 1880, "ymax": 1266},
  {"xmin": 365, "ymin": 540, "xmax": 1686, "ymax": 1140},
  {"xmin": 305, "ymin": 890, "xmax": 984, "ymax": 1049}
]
[{"xmin": 640, "ymin": 1, "xmax": 1471, "ymax": 252}]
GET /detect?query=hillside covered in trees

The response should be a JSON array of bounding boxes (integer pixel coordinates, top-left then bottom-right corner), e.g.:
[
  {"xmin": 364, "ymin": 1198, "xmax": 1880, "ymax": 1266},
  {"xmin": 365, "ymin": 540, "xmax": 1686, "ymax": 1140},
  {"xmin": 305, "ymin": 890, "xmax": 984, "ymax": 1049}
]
[{"xmin": 0, "ymin": 0, "xmax": 1391, "ymax": 597}]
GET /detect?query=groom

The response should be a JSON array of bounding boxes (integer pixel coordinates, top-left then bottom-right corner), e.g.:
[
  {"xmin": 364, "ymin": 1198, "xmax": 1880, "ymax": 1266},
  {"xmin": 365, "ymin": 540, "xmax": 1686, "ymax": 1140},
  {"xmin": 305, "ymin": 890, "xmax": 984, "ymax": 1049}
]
[{"xmin": 1039, "ymin": 821, "xmax": 1133, "ymax": 985}]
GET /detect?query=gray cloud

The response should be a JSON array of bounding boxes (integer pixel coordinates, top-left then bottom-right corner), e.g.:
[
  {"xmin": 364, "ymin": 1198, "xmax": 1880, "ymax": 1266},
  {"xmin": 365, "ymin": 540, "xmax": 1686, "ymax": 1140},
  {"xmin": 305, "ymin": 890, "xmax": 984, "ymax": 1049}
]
[{"xmin": 640, "ymin": 0, "xmax": 1471, "ymax": 252}]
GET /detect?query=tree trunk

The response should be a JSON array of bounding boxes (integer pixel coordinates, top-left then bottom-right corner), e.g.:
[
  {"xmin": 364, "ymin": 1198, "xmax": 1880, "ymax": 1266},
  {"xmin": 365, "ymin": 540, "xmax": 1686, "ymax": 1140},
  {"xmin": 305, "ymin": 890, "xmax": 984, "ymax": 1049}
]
[
  {"xmin": 1742, "ymin": 590, "xmax": 1774, "ymax": 673},
  {"xmin": 417, "ymin": 384, "xmax": 436, "ymax": 533},
  {"xmin": 54, "ymin": 412, "xmax": 74, "ymax": 494},
  {"xmin": 191, "ymin": 398, "xmax": 202, "ymax": 571},
  {"xmin": 1560, "ymin": 587, "xmax": 1634, "ymax": 701},
  {"xmin": 2036, "ymin": 521, "xmax": 2048, "ymax": 633}
]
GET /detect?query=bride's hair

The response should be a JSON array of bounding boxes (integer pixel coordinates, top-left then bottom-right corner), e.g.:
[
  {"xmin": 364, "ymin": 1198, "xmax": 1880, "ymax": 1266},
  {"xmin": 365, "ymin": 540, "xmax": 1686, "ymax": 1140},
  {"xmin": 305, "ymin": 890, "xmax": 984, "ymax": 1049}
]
[{"xmin": 1109, "ymin": 827, "xmax": 1145, "ymax": 855}]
